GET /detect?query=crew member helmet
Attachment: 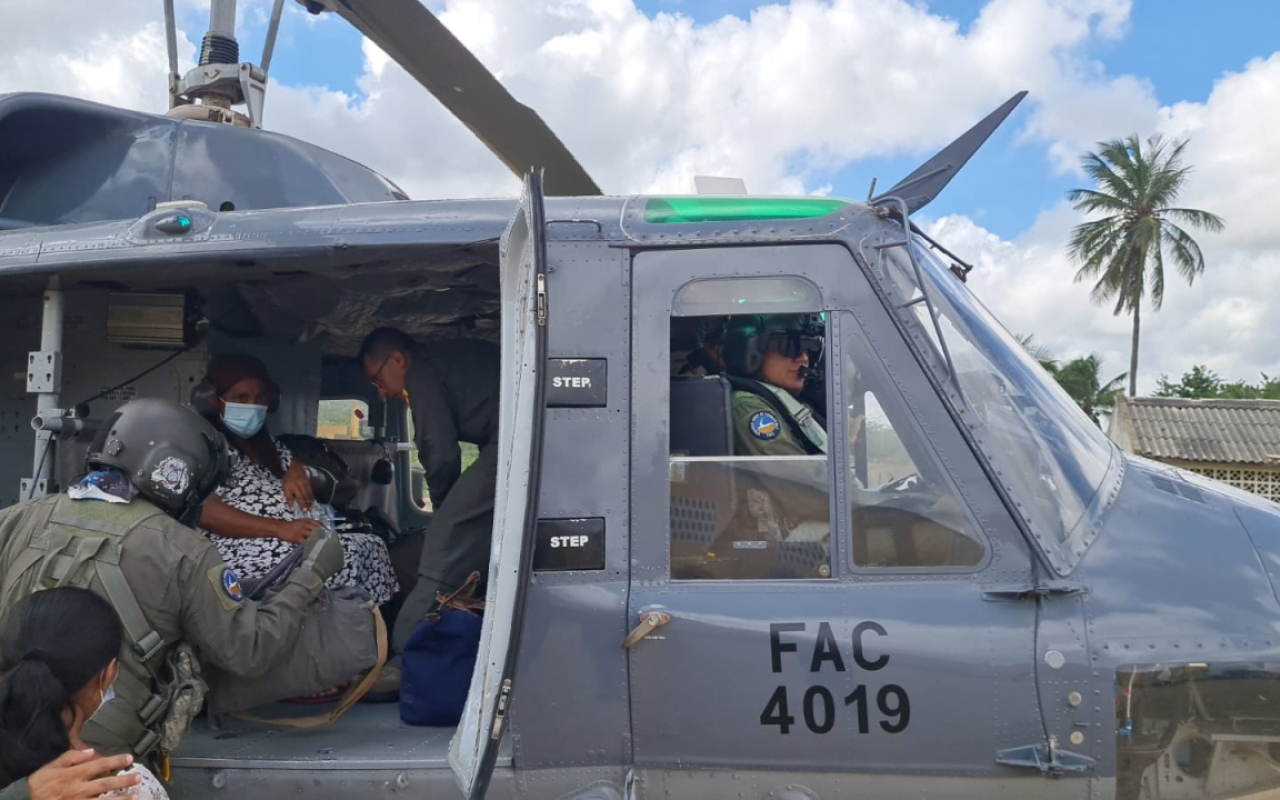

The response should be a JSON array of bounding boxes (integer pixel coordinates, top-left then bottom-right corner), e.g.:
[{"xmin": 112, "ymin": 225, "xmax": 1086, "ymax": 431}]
[
  {"xmin": 721, "ymin": 313, "xmax": 824, "ymax": 377},
  {"xmin": 83, "ymin": 398, "xmax": 230, "ymax": 525}
]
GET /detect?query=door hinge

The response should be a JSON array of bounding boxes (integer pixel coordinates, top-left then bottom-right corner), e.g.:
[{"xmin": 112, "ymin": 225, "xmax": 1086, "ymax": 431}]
[
  {"xmin": 491, "ymin": 679, "xmax": 512, "ymax": 740},
  {"xmin": 996, "ymin": 736, "xmax": 1094, "ymax": 775},
  {"xmin": 536, "ymin": 273, "xmax": 547, "ymax": 327},
  {"xmin": 983, "ymin": 580, "xmax": 1087, "ymax": 602}
]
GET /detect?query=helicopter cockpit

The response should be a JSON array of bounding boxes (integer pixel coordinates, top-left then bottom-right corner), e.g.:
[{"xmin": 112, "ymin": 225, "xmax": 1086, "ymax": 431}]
[
  {"xmin": 863, "ymin": 232, "xmax": 1121, "ymax": 571},
  {"xmin": 665, "ymin": 293, "xmax": 989, "ymax": 580}
]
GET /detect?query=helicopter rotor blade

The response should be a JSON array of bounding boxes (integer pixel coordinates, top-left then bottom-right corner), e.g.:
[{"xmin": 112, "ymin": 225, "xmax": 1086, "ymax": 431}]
[
  {"xmin": 325, "ymin": 0, "xmax": 602, "ymax": 196},
  {"xmin": 873, "ymin": 90, "xmax": 1027, "ymax": 215}
]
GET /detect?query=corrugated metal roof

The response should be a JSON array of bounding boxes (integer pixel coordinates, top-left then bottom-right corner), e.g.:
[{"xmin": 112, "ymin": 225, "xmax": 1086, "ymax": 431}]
[{"xmin": 1110, "ymin": 396, "xmax": 1280, "ymax": 465}]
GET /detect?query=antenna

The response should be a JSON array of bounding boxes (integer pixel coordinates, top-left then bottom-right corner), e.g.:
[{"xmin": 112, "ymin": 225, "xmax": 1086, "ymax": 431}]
[{"xmin": 165, "ymin": 0, "xmax": 284, "ymax": 129}]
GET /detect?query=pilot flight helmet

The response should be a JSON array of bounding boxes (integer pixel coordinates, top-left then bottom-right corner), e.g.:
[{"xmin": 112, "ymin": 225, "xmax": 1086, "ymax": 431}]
[
  {"xmin": 84, "ymin": 397, "xmax": 231, "ymax": 525},
  {"xmin": 722, "ymin": 313, "xmax": 824, "ymax": 378}
]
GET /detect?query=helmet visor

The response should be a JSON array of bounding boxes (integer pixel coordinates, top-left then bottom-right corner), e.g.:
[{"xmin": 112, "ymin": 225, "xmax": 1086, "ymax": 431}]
[{"xmin": 762, "ymin": 329, "xmax": 824, "ymax": 362}]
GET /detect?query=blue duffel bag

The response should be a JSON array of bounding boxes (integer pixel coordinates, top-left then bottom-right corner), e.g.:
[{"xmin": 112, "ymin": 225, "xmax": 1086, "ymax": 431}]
[{"xmin": 400, "ymin": 571, "xmax": 485, "ymax": 727}]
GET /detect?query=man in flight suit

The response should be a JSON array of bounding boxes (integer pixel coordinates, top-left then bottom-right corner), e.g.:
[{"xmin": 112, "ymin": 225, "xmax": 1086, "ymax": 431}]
[
  {"xmin": 359, "ymin": 327, "xmax": 500, "ymax": 652},
  {"xmin": 0, "ymin": 398, "xmax": 352, "ymax": 766}
]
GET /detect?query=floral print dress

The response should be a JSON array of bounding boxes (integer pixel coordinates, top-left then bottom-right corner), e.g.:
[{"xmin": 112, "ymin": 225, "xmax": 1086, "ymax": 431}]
[{"xmin": 203, "ymin": 439, "xmax": 398, "ymax": 605}]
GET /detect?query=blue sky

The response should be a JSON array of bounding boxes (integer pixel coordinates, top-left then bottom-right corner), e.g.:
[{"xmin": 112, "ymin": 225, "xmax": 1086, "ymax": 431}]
[{"xmin": 201, "ymin": 0, "xmax": 1280, "ymax": 241}]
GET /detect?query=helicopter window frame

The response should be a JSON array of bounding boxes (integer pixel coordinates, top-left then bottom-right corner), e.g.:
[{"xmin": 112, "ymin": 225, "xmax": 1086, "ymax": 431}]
[
  {"xmin": 667, "ymin": 275, "xmax": 840, "ymax": 582},
  {"xmin": 864, "ymin": 234, "xmax": 1119, "ymax": 570},
  {"xmin": 832, "ymin": 309, "xmax": 991, "ymax": 573}
]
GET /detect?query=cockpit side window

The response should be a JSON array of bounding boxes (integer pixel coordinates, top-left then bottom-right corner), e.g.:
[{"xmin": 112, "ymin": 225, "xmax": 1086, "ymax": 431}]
[
  {"xmin": 668, "ymin": 278, "xmax": 833, "ymax": 581},
  {"xmin": 837, "ymin": 310, "xmax": 987, "ymax": 569}
]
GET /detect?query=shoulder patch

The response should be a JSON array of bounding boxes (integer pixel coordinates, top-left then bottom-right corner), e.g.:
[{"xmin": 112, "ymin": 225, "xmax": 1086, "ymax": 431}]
[
  {"xmin": 207, "ymin": 565, "xmax": 245, "ymax": 611},
  {"xmin": 750, "ymin": 410, "xmax": 780, "ymax": 441},
  {"xmin": 222, "ymin": 568, "xmax": 244, "ymax": 601}
]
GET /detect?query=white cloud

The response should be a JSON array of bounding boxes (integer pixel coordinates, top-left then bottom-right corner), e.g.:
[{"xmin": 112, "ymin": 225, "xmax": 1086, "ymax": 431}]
[
  {"xmin": 930, "ymin": 52, "xmax": 1280, "ymax": 392},
  {"xmin": 246, "ymin": 0, "xmax": 1147, "ymax": 199},
  {"xmin": 1, "ymin": 0, "xmax": 1276, "ymax": 391}
]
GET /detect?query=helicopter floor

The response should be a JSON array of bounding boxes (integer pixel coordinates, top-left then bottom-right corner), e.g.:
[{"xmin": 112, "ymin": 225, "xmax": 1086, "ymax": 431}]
[{"xmin": 168, "ymin": 701, "xmax": 501, "ymax": 771}]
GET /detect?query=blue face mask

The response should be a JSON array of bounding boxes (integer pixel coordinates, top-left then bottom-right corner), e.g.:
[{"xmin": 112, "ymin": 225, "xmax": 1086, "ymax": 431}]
[
  {"xmin": 86, "ymin": 675, "xmax": 115, "ymax": 726},
  {"xmin": 221, "ymin": 401, "xmax": 268, "ymax": 438}
]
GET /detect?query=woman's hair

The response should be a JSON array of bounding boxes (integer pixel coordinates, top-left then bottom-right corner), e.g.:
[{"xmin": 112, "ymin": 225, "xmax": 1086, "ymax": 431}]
[
  {"xmin": 0, "ymin": 588, "xmax": 124, "ymax": 785},
  {"xmin": 202, "ymin": 353, "xmax": 284, "ymax": 478}
]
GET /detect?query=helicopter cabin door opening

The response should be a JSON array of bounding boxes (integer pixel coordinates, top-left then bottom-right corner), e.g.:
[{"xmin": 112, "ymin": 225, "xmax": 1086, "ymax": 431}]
[
  {"xmin": 0, "ymin": 195, "xmax": 555, "ymax": 797},
  {"xmin": 628, "ymin": 242, "xmax": 1081, "ymax": 796},
  {"xmin": 448, "ymin": 173, "xmax": 548, "ymax": 799}
]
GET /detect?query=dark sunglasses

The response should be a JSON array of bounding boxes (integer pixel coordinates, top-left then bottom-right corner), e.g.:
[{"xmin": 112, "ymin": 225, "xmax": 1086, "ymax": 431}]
[{"xmin": 763, "ymin": 330, "xmax": 824, "ymax": 361}]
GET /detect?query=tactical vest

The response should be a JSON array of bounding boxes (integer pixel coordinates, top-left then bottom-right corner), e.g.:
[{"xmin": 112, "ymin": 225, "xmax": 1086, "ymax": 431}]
[
  {"xmin": 0, "ymin": 496, "xmax": 206, "ymax": 763},
  {"xmin": 725, "ymin": 374, "xmax": 829, "ymax": 455}
]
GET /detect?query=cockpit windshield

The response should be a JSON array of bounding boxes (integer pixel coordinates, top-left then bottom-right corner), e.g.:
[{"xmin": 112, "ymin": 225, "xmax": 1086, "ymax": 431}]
[{"xmin": 867, "ymin": 233, "xmax": 1115, "ymax": 558}]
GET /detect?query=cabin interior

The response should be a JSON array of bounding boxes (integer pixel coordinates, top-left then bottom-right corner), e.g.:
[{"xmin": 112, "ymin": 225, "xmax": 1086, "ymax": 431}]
[{"xmin": 0, "ymin": 243, "xmax": 506, "ymax": 771}]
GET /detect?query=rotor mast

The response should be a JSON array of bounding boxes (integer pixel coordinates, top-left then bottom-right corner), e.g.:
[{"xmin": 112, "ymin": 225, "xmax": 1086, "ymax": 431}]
[{"xmin": 165, "ymin": 0, "xmax": 285, "ymax": 129}]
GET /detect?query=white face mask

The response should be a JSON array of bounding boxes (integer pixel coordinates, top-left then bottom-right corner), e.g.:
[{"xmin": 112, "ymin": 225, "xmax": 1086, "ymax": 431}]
[{"xmin": 85, "ymin": 671, "xmax": 115, "ymax": 725}]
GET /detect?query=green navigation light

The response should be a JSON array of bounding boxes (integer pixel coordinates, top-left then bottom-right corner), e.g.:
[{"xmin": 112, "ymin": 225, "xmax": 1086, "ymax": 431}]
[{"xmin": 643, "ymin": 197, "xmax": 848, "ymax": 224}]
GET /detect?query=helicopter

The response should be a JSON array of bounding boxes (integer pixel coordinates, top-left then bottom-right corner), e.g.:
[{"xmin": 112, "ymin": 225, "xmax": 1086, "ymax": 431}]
[{"xmin": 3, "ymin": 2, "xmax": 1280, "ymax": 800}]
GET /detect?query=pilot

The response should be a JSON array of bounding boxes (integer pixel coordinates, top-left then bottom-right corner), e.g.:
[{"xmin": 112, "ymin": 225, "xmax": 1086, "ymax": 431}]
[
  {"xmin": 722, "ymin": 313, "xmax": 828, "ymax": 458},
  {"xmin": 678, "ymin": 319, "xmax": 726, "ymax": 377},
  {"xmin": 716, "ymin": 313, "xmax": 835, "ymax": 555},
  {"xmin": 358, "ymin": 327, "xmax": 500, "ymax": 652},
  {"xmin": 0, "ymin": 398, "xmax": 366, "ymax": 766}
]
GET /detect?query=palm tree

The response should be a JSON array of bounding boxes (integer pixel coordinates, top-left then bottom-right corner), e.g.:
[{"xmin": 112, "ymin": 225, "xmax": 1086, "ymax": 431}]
[
  {"xmin": 1066, "ymin": 134, "xmax": 1224, "ymax": 396},
  {"xmin": 1055, "ymin": 355, "xmax": 1127, "ymax": 425},
  {"xmin": 1015, "ymin": 333, "xmax": 1059, "ymax": 375}
]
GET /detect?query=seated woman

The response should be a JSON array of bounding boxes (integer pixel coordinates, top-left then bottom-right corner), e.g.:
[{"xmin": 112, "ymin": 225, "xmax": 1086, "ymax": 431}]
[
  {"xmin": 196, "ymin": 354, "xmax": 399, "ymax": 607},
  {"xmin": 0, "ymin": 587, "xmax": 165, "ymax": 799}
]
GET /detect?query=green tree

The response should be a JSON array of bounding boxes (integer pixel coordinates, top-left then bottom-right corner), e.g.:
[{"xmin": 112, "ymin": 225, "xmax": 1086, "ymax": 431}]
[
  {"xmin": 1066, "ymin": 134, "xmax": 1224, "ymax": 397},
  {"xmin": 1154, "ymin": 365, "xmax": 1223, "ymax": 398},
  {"xmin": 1055, "ymin": 355, "xmax": 1127, "ymax": 425},
  {"xmin": 1015, "ymin": 333, "xmax": 1059, "ymax": 375},
  {"xmin": 1155, "ymin": 366, "xmax": 1280, "ymax": 400}
]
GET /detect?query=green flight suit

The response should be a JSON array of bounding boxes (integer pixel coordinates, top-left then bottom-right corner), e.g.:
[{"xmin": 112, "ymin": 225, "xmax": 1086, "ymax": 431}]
[
  {"xmin": 0, "ymin": 778, "xmax": 26, "ymax": 800},
  {"xmin": 396, "ymin": 337, "xmax": 500, "ymax": 652},
  {"xmin": 729, "ymin": 386, "xmax": 830, "ymax": 541},
  {"xmin": 0, "ymin": 494, "xmax": 337, "ymax": 758},
  {"xmin": 731, "ymin": 391, "xmax": 817, "ymax": 458}
]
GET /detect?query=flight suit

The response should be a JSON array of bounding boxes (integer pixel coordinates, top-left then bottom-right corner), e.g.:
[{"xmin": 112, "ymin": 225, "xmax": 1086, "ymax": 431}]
[
  {"xmin": 0, "ymin": 493, "xmax": 347, "ymax": 758},
  {"xmin": 731, "ymin": 391, "xmax": 821, "ymax": 458},
  {"xmin": 728, "ymin": 380, "xmax": 831, "ymax": 547},
  {"xmin": 396, "ymin": 337, "xmax": 500, "ymax": 651}
]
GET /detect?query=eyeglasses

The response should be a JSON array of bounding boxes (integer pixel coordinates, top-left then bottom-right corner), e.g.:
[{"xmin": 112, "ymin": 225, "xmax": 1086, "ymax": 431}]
[{"xmin": 368, "ymin": 354, "xmax": 394, "ymax": 389}]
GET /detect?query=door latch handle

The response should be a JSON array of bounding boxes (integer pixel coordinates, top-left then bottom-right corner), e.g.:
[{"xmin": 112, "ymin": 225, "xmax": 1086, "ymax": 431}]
[{"xmin": 623, "ymin": 611, "xmax": 670, "ymax": 649}]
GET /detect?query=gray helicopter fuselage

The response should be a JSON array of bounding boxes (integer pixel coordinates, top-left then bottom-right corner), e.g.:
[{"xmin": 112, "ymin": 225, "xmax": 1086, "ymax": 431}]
[{"xmin": 0, "ymin": 189, "xmax": 1276, "ymax": 800}]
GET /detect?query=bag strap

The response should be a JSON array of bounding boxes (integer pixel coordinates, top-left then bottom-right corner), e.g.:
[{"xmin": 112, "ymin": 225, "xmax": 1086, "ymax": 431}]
[
  {"xmin": 430, "ymin": 571, "xmax": 484, "ymax": 619},
  {"xmin": 232, "ymin": 603, "xmax": 388, "ymax": 729}
]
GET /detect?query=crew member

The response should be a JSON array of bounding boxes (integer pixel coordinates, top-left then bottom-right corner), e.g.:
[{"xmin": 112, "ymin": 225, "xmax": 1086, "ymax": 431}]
[
  {"xmin": 722, "ymin": 313, "xmax": 828, "ymax": 458},
  {"xmin": 358, "ymin": 327, "xmax": 500, "ymax": 652},
  {"xmin": 721, "ymin": 314, "xmax": 831, "ymax": 549},
  {"xmin": 678, "ymin": 319, "xmax": 726, "ymax": 376},
  {"xmin": 0, "ymin": 398, "xmax": 362, "ymax": 767}
]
